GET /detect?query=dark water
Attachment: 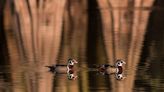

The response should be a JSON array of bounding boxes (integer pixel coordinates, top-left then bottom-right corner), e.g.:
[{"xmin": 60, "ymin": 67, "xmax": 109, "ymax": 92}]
[{"xmin": 1, "ymin": 0, "xmax": 164, "ymax": 92}]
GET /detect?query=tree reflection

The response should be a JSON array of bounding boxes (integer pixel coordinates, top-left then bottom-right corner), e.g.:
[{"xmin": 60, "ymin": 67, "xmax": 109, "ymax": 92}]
[
  {"xmin": 1, "ymin": 0, "xmax": 164, "ymax": 92},
  {"xmin": 135, "ymin": 0, "xmax": 164, "ymax": 91}
]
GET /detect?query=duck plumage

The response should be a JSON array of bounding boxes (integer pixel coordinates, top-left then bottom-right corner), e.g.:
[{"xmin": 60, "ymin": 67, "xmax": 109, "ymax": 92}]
[
  {"xmin": 46, "ymin": 58, "xmax": 78, "ymax": 80},
  {"xmin": 97, "ymin": 59, "xmax": 126, "ymax": 80}
]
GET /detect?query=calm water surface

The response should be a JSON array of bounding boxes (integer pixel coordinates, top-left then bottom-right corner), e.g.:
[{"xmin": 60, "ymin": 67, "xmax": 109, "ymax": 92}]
[
  {"xmin": 0, "ymin": 28, "xmax": 164, "ymax": 92},
  {"xmin": 1, "ymin": 1, "xmax": 164, "ymax": 92}
]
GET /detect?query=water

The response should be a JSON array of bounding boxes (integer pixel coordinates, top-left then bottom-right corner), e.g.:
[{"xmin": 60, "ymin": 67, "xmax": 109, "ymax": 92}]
[{"xmin": 1, "ymin": 0, "xmax": 164, "ymax": 92}]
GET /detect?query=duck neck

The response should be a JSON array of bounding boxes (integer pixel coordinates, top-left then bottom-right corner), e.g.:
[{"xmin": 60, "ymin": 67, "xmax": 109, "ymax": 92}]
[{"xmin": 117, "ymin": 66, "xmax": 123, "ymax": 74}]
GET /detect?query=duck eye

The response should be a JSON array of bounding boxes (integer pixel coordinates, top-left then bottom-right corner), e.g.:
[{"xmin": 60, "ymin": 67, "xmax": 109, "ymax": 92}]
[
  {"xmin": 68, "ymin": 76, "xmax": 71, "ymax": 79},
  {"xmin": 69, "ymin": 60, "xmax": 73, "ymax": 63}
]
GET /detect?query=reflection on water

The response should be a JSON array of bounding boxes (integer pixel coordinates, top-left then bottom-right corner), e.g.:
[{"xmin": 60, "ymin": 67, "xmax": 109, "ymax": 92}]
[
  {"xmin": 134, "ymin": 5, "xmax": 164, "ymax": 91},
  {"xmin": 1, "ymin": 0, "xmax": 164, "ymax": 92}
]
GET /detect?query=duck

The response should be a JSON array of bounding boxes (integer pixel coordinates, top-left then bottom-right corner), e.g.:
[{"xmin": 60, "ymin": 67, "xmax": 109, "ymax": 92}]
[
  {"xmin": 97, "ymin": 59, "xmax": 126, "ymax": 80},
  {"xmin": 45, "ymin": 58, "xmax": 78, "ymax": 80}
]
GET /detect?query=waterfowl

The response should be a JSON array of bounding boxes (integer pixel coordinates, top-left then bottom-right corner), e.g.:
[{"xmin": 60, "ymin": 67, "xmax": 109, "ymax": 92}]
[
  {"xmin": 46, "ymin": 59, "xmax": 78, "ymax": 74},
  {"xmin": 97, "ymin": 59, "xmax": 126, "ymax": 80}
]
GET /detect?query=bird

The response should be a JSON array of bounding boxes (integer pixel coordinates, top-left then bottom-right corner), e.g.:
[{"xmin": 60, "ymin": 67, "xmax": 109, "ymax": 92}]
[
  {"xmin": 96, "ymin": 59, "xmax": 126, "ymax": 80},
  {"xmin": 45, "ymin": 58, "xmax": 78, "ymax": 80}
]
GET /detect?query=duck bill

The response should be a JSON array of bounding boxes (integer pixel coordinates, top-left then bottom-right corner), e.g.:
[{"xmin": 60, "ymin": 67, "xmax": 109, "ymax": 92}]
[
  {"xmin": 120, "ymin": 60, "xmax": 126, "ymax": 64},
  {"xmin": 73, "ymin": 59, "xmax": 78, "ymax": 63},
  {"xmin": 73, "ymin": 76, "xmax": 78, "ymax": 80}
]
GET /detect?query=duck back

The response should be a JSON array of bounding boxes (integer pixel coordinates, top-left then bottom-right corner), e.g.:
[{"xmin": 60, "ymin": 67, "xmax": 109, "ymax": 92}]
[
  {"xmin": 106, "ymin": 67, "xmax": 117, "ymax": 74},
  {"xmin": 55, "ymin": 66, "xmax": 68, "ymax": 74}
]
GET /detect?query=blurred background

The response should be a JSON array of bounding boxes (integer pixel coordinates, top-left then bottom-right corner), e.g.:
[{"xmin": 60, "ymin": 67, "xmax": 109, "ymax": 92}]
[{"xmin": 0, "ymin": 0, "xmax": 164, "ymax": 92}]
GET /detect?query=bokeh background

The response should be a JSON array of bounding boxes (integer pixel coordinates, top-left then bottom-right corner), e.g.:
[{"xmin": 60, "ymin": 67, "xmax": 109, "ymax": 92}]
[{"xmin": 0, "ymin": 0, "xmax": 164, "ymax": 92}]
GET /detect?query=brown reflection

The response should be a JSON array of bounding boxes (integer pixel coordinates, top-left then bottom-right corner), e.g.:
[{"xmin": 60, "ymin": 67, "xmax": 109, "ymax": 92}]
[
  {"xmin": 97, "ymin": 0, "xmax": 154, "ymax": 92},
  {"xmin": 54, "ymin": 0, "xmax": 88, "ymax": 92},
  {"xmin": 87, "ymin": 0, "xmax": 111, "ymax": 91},
  {"xmin": 135, "ymin": 0, "xmax": 164, "ymax": 91},
  {"xmin": 4, "ymin": 0, "xmax": 66, "ymax": 92},
  {"xmin": 2, "ymin": 0, "xmax": 160, "ymax": 92}
]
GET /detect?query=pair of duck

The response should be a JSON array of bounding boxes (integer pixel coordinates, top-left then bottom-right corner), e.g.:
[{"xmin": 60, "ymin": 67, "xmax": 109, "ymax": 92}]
[{"xmin": 46, "ymin": 59, "xmax": 126, "ymax": 80}]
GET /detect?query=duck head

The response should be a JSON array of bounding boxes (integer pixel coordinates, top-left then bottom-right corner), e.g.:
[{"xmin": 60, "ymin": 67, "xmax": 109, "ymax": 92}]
[
  {"xmin": 67, "ymin": 59, "xmax": 78, "ymax": 70},
  {"xmin": 67, "ymin": 73, "xmax": 78, "ymax": 80},
  {"xmin": 115, "ymin": 59, "xmax": 126, "ymax": 67},
  {"xmin": 68, "ymin": 58, "xmax": 78, "ymax": 66},
  {"xmin": 115, "ymin": 74, "xmax": 126, "ymax": 80}
]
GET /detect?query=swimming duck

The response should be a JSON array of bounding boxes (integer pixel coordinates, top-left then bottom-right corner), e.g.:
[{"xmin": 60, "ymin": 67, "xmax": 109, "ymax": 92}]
[
  {"xmin": 45, "ymin": 58, "xmax": 78, "ymax": 80},
  {"xmin": 97, "ymin": 59, "xmax": 126, "ymax": 80}
]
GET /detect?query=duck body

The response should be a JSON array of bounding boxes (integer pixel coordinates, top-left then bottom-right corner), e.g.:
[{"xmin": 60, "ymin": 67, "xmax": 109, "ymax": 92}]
[
  {"xmin": 46, "ymin": 58, "xmax": 78, "ymax": 80},
  {"xmin": 46, "ymin": 65, "xmax": 68, "ymax": 74},
  {"xmin": 97, "ymin": 59, "xmax": 126, "ymax": 80}
]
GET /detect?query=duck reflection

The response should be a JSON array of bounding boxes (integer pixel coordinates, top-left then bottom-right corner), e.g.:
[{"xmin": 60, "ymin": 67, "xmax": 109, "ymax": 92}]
[
  {"xmin": 94, "ymin": 59, "xmax": 126, "ymax": 80},
  {"xmin": 45, "ymin": 59, "xmax": 78, "ymax": 80}
]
